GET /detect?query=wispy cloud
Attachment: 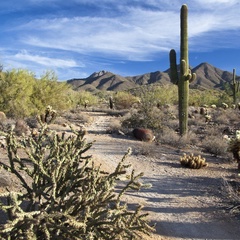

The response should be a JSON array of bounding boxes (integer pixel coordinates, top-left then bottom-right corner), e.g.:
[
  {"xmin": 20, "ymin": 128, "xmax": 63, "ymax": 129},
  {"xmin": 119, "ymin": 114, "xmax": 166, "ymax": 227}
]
[
  {"xmin": 15, "ymin": 0, "xmax": 240, "ymax": 57},
  {"xmin": 1, "ymin": 0, "xmax": 240, "ymax": 78},
  {"xmin": 14, "ymin": 50, "xmax": 79, "ymax": 68}
]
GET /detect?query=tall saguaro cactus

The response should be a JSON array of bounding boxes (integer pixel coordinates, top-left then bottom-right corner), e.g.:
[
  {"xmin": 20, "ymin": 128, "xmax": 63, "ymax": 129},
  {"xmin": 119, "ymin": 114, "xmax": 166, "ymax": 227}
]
[
  {"xmin": 169, "ymin": 4, "xmax": 196, "ymax": 136},
  {"xmin": 231, "ymin": 68, "xmax": 239, "ymax": 104}
]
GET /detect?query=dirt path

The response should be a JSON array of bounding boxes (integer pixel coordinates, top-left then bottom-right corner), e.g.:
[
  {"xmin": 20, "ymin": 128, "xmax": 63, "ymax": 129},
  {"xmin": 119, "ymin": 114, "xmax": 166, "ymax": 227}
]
[
  {"xmin": 84, "ymin": 111, "xmax": 240, "ymax": 240},
  {"xmin": 1, "ymin": 111, "xmax": 240, "ymax": 239}
]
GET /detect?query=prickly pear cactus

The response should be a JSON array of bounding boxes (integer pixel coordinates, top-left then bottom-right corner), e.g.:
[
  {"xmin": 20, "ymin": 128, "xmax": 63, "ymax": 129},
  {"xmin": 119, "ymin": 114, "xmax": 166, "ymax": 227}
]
[
  {"xmin": 169, "ymin": 4, "xmax": 196, "ymax": 136},
  {"xmin": 180, "ymin": 153, "xmax": 208, "ymax": 169}
]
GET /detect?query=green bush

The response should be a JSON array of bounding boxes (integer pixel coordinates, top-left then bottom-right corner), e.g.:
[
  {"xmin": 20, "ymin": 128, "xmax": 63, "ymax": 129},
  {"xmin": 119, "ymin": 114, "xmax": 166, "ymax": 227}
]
[
  {"xmin": 0, "ymin": 69, "xmax": 75, "ymax": 118},
  {"xmin": 122, "ymin": 85, "xmax": 178, "ymax": 130},
  {"xmin": 31, "ymin": 70, "xmax": 75, "ymax": 114},
  {"xmin": 0, "ymin": 125, "xmax": 154, "ymax": 239},
  {"xmin": 0, "ymin": 69, "xmax": 36, "ymax": 118},
  {"xmin": 113, "ymin": 91, "xmax": 140, "ymax": 110},
  {"xmin": 189, "ymin": 88, "xmax": 232, "ymax": 107},
  {"xmin": 75, "ymin": 90, "xmax": 99, "ymax": 108}
]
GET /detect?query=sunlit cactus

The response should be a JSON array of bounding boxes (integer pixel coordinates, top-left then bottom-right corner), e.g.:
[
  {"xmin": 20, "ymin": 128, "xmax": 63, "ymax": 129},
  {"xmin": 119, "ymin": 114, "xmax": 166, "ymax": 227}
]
[
  {"xmin": 169, "ymin": 4, "xmax": 196, "ymax": 136},
  {"xmin": 180, "ymin": 153, "xmax": 208, "ymax": 169}
]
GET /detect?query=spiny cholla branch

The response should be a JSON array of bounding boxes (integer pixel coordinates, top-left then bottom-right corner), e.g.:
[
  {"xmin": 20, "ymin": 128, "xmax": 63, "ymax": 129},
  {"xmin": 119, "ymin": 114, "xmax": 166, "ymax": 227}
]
[{"xmin": 0, "ymin": 124, "xmax": 154, "ymax": 239}]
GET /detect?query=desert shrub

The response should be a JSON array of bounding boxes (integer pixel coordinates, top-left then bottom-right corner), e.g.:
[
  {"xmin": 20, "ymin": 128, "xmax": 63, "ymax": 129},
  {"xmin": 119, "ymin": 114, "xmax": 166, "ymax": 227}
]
[
  {"xmin": 189, "ymin": 89, "xmax": 231, "ymax": 107},
  {"xmin": 75, "ymin": 90, "xmax": 99, "ymax": 108},
  {"xmin": 14, "ymin": 119, "xmax": 30, "ymax": 136},
  {"xmin": 62, "ymin": 110, "xmax": 94, "ymax": 125},
  {"xmin": 132, "ymin": 84, "xmax": 178, "ymax": 109},
  {"xmin": 0, "ymin": 69, "xmax": 75, "ymax": 118},
  {"xmin": 113, "ymin": 91, "xmax": 140, "ymax": 110},
  {"xmin": 156, "ymin": 127, "xmax": 180, "ymax": 147},
  {"xmin": 202, "ymin": 135, "xmax": 229, "ymax": 156},
  {"xmin": 213, "ymin": 110, "xmax": 230, "ymax": 125},
  {"xmin": 31, "ymin": 70, "xmax": 75, "ymax": 114},
  {"xmin": 0, "ymin": 125, "xmax": 154, "ymax": 239},
  {"xmin": 221, "ymin": 178, "xmax": 240, "ymax": 214},
  {"xmin": 212, "ymin": 108, "xmax": 239, "ymax": 125},
  {"xmin": 106, "ymin": 117, "xmax": 122, "ymax": 134},
  {"xmin": 122, "ymin": 106, "xmax": 162, "ymax": 130},
  {"xmin": 156, "ymin": 127, "xmax": 198, "ymax": 148},
  {"xmin": 0, "ymin": 69, "xmax": 36, "ymax": 118},
  {"xmin": 123, "ymin": 85, "xmax": 178, "ymax": 130},
  {"xmin": 132, "ymin": 143, "xmax": 156, "ymax": 157}
]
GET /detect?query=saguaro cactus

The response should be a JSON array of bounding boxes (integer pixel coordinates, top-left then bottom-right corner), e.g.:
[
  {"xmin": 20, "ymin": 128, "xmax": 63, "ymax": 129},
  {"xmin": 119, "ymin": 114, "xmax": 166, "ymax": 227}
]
[
  {"xmin": 169, "ymin": 4, "xmax": 196, "ymax": 136},
  {"xmin": 231, "ymin": 68, "xmax": 239, "ymax": 104}
]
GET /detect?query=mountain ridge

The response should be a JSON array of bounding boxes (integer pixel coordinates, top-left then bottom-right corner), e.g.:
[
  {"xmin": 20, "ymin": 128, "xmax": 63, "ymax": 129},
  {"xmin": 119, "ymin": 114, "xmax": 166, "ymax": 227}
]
[{"xmin": 67, "ymin": 62, "xmax": 239, "ymax": 92}]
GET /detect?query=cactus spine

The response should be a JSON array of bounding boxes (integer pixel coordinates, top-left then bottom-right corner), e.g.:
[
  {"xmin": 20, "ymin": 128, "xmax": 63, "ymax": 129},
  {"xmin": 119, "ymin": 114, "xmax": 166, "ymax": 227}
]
[
  {"xmin": 169, "ymin": 4, "xmax": 196, "ymax": 136},
  {"xmin": 231, "ymin": 68, "xmax": 239, "ymax": 104}
]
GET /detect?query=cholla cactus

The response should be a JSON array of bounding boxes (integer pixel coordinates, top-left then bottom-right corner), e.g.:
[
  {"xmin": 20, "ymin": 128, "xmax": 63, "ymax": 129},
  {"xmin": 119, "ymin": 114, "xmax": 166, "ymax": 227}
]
[
  {"xmin": 0, "ymin": 125, "xmax": 154, "ymax": 239},
  {"xmin": 227, "ymin": 130, "xmax": 240, "ymax": 170},
  {"xmin": 180, "ymin": 153, "xmax": 208, "ymax": 169},
  {"xmin": 38, "ymin": 105, "xmax": 57, "ymax": 124}
]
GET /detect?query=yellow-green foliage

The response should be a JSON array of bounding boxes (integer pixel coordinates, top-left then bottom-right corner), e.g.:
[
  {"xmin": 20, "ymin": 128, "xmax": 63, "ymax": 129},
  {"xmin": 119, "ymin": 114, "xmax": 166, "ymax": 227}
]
[
  {"xmin": 133, "ymin": 84, "xmax": 178, "ymax": 107},
  {"xmin": 0, "ymin": 125, "xmax": 154, "ymax": 239},
  {"xmin": 113, "ymin": 91, "xmax": 140, "ymax": 109},
  {"xmin": 0, "ymin": 69, "xmax": 36, "ymax": 117},
  {"xmin": 122, "ymin": 85, "xmax": 177, "ymax": 130},
  {"xmin": 76, "ymin": 90, "xmax": 99, "ymax": 107},
  {"xmin": 180, "ymin": 153, "xmax": 208, "ymax": 169},
  {"xmin": 189, "ymin": 89, "xmax": 231, "ymax": 107},
  {"xmin": 32, "ymin": 70, "xmax": 75, "ymax": 113},
  {"xmin": 0, "ymin": 69, "xmax": 75, "ymax": 118}
]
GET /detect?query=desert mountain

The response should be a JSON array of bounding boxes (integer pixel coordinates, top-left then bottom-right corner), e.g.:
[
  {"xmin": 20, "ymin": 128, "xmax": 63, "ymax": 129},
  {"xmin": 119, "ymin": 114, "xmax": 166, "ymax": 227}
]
[
  {"xmin": 67, "ymin": 63, "xmax": 239, "ymax": 92},
  {"xmin": 190, "ymin": 63, "xmax": 237, "ymax": 90},
  {"xmin": 67, "ymin": 70, "xmax": 136, "ymax": 92}
]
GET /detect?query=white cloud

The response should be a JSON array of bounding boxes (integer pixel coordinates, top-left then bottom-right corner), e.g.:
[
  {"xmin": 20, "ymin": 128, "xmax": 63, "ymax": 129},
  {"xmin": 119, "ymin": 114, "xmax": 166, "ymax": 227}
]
[
  {"xmin": 2, "ymin": 0, "xmax": 240, "ymax": 79},
  {"xmin": 15, "ymin": 0, "xmax": 240, "ymax": 60},
  {"xmin": 19, "ymin": 9, "xmax": 179, "ymax": 61},
  {"xmin": 14, "ymin": 50, "xmax": 80, "ymax": 68}
]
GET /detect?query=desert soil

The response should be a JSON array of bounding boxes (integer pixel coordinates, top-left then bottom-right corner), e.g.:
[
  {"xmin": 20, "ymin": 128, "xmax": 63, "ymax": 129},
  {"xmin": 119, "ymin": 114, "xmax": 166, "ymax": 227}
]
[{"xmin": 1, "ymin": 111, "xmax": 240, "ymax": 240}]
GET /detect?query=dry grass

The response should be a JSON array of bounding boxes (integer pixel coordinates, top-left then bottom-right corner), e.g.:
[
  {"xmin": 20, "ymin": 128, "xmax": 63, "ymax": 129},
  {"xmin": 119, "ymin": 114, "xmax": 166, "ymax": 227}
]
[
  {"xmin": 221, "ymin": 178, "xmax": 240, "ymax": 214},
  {"xmin": 62, "ymin": 110, "xmax": 94, "ymax": 125},
  {"xmin": 202, "ymin": 135, "xmax": 229, "ymax": 156},
  {"xmin": 132, "ymin": 142, "xmax": 157, "ymax": 157},
  {"xmin": 107, "ymin": 117, "xmax": 123, "ymax": 134}
]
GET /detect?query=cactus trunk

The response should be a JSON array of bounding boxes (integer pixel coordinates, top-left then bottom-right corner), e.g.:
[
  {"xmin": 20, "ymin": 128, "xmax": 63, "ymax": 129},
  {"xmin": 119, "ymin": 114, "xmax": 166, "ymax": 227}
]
[
  {"xmin": 169, "ymin": 4, "xmax": 196, "ymax": 136},
  {"xmin": 232, "ymin": 68, "xmax": 239, "ymax": 104},
  {"xmin": 179, "ymin": 5, "xmax": 189, "ymax": 135}
]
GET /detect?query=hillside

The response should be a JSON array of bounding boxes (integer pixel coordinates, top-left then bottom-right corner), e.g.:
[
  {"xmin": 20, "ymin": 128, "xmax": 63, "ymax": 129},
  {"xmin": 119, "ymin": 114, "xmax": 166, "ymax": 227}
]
[{"xmin": 67, "ymin": 63, "xmax": 239, "ymax": 92}]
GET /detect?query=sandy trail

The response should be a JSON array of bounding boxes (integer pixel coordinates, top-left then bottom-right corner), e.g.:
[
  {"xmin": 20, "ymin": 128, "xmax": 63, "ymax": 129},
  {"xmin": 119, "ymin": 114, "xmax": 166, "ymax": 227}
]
[
  {"xmin": 84, "ymin": 111, "xmax": 240, "ymax": 240},
  {"xmin": 0, "ymin": 111, "xmax": 240, "ymax": 239}
]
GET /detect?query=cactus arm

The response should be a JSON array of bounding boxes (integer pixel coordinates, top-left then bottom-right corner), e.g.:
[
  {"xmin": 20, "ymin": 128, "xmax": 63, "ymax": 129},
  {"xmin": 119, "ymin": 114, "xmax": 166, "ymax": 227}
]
[
  {"xmin": 169, "ymin": 49, "xmax": 179, "ymax": 85},
  {"xmin": 190, "ymin": 72, "xmax": 196, "ymax": 83}
]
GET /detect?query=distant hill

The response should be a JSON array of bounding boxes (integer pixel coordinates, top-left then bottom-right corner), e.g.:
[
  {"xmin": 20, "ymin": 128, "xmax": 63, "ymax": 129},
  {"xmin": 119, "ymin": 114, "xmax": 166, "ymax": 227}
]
[
  {"xmin": 67, "ymin": 63, "xmax": 239, "ymax": 92},
  {"xmin": 190, "ymin": 63, "xmax": 237, "ymax": 90},
  {"xmin": 67, "ymin": 70, "xmax": 136, "ymax": 92}
]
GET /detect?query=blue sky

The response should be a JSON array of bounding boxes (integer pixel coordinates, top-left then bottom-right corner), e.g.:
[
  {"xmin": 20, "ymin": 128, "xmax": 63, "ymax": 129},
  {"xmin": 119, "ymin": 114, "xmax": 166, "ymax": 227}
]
[{"xmin": 0, "ymin": 0, "xmax": 240, "ymax": 80}]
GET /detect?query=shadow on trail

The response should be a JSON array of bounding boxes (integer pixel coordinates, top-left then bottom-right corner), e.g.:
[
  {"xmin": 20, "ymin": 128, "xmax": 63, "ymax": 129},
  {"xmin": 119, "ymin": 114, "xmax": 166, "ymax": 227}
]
[
  {"xmin": 116, "ymin": 174, "xmax": 240, "ymax": 239},
  {"xmin": 153, "ymin": 219, "xmax": 240, "ymax": 239}
]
